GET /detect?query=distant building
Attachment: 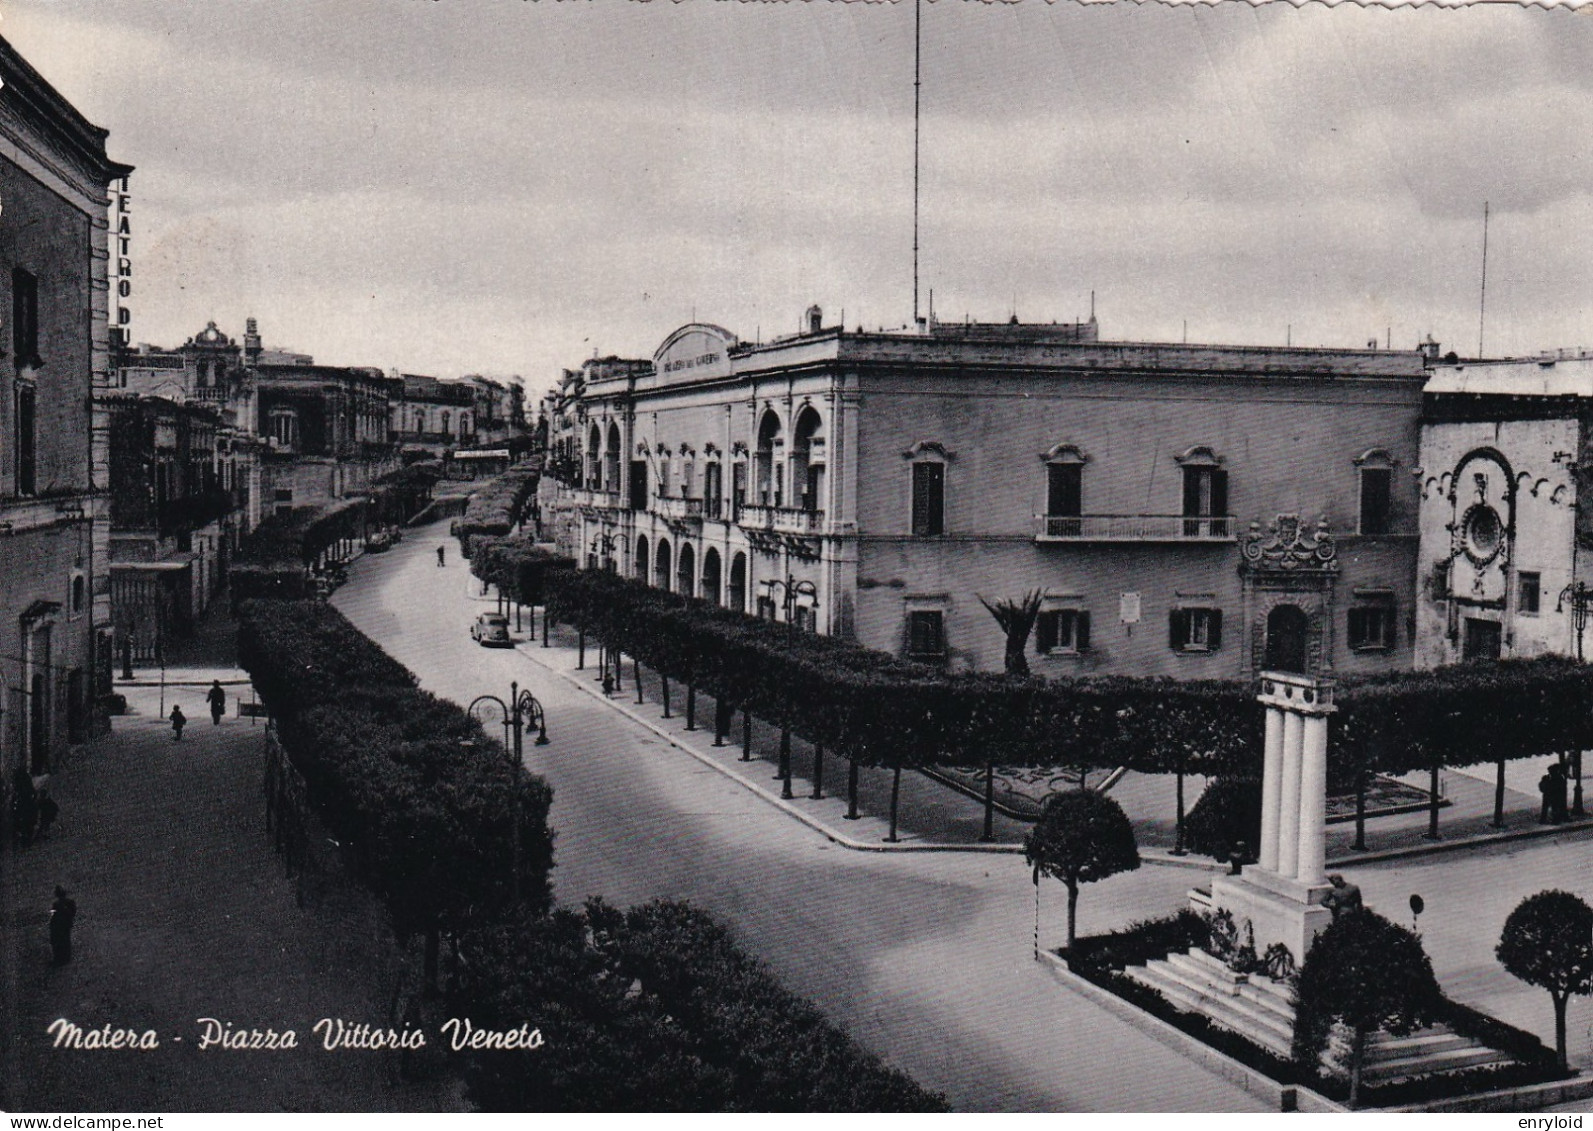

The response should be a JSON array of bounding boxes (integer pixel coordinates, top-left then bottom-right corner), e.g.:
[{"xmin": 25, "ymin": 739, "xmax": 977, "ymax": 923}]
[
  {"xmin": 103, "ymin": 395, "xmax": 246, "ymax": 660},
  {"xmin": 1416, "ymin": 351, "xmax": 1593, "ymax": 666},
  {"xmin": 118, "ymin": 318, "xmax": 401, "ymax": 520},
  {"xmin": 389, "ymin": 373, "xmax": 477, "ymax": 456},
  {"xmin": 0, "ymin": 34, "xmax": 131, "ymax": 778},
  {"xmin": 553, "ymin": 310, "xmax": 1431, "ymax": 679}
]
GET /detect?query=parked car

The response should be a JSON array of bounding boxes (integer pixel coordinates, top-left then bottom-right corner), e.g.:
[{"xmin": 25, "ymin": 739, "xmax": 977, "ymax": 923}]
[
  {"xmin": 366, "ymin": 531, "xmax": 393, "ymax": 553},
  {"xmin": 470, "ymin": 612, "xmax": 512, "ymax": 647}
]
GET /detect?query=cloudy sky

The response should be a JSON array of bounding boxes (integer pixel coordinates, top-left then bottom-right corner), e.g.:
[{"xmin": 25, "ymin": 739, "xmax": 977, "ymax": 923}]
[{"xmin": 6, "ymin": 0, "xmax": 1592, "ymax": 396}]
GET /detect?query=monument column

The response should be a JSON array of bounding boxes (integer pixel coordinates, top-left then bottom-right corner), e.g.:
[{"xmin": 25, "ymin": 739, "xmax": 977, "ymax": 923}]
[
  {"xmin": 1296, "ymin": 708, "xmax": 1331, "ymax": 886},
  {"xmin": 1258, "ymin": 706, "xmax": 1284, "ymax": 872},
  {"xmin": 1276, "ymin": 710, "xmax": 1304, "ymax": 879},
  {"xmin": 1203, "ymin": 671, "xmax": 1337, "ymax": 966}
]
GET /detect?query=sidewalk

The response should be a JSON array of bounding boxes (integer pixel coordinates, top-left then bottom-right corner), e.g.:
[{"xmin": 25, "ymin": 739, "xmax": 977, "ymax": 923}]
[
  {"xmin": 516, "ymin": 615, "xmax": 1591, "ymax": 869},
  {"xmin": 2, "ymin": 674, "xmax": 464, "ymax": 1112}
]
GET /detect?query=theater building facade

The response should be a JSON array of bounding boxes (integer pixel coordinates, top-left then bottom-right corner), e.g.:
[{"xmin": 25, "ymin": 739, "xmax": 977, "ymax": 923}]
[{"xmin": 561, "ymin": 311, "xmax": 1431, "ymax": 679}]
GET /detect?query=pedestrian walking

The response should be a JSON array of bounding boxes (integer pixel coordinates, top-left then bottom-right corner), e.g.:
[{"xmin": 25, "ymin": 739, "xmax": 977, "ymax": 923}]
[
  {"xmin": 11, "ymin": 767, "xmax": 37, "ymax": 847},
  {"xmin": 170, "ymin": 704, "xmax": 187, "ymax": 741},
  {"xmin": 207, "ymin": 680, "xmax": 227, "ymax": 726},
  {"xmin": 437, "ymin": 545, "xmax": 446, "ymax": 567},
  {"xmin": 49, "ymin": 886, "xmax": 76, "ymax": 966},
  {"xmin": 1540, "ymin": 763, "xmax": 1569, "ymax": 824},
  {"xmin": 35, "ymin": 790, "xmax": 58, "ymax": 839}
]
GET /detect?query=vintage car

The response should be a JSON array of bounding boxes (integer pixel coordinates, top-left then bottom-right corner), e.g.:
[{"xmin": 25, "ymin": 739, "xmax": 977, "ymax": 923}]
[{"xmin": 470, "ymin": 612, "xmax": 513, "ymax": 647}]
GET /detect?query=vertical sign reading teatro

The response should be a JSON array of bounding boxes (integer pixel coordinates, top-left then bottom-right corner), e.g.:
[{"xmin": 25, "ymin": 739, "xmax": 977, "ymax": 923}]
[{"xmin": 110, "ymin": 174, "xmax": 131, "ymax": 344}]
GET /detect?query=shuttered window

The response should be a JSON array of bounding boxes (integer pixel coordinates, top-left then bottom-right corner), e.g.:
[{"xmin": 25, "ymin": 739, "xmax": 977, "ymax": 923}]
[
  {"xmin": 911, "ymin": 462, "xmax": 944, "ymax": 536},
  {"xmin": 1169, "ymin": 608, "xmax": 1223, "ymax": 652}
]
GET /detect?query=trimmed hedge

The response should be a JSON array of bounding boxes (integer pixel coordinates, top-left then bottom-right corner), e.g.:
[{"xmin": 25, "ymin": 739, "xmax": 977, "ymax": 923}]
[
  {"xmin": 539, "ymin": 565, "xmax": 1593, "ymax": 779},
  {"xmin": 236, "ymin": 598, "xmax": 555, "ymax": 937},
  {"xmin": 451, "ymin": 899, "xmax": 949, "ymax": 1112},
  {"xmin": 469, "ymin": 535, "xmax": 574, "ymax": 607},
  {"xmin": 456, "ymin": 460, "xmax": 542, "ymax": 555}
]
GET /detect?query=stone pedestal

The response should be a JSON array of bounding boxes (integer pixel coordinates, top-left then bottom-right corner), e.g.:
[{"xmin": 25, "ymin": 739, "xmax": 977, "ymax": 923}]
[
  {"xmin": 1209, "ymin": 868, "xmax": 1333, "ymax": 965},
  {"xmin": 1196, "ymin": 672, "xmax": 1336, "ymax": 971}
]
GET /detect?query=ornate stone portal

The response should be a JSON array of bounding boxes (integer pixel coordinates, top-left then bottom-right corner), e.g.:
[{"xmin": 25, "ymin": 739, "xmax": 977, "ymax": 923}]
[
  {"xmin": 1239, "ymin": 515, "xmax": 1339, "ymax": 677},
  {"xmin": 1205, "ymin": 672, "xmax": 1335, "ymax": 967}
]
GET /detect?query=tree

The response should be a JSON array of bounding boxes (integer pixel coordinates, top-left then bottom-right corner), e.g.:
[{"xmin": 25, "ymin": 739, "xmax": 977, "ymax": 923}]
[
  {"xmin": 978, "ymin": 590, "xmax": 1044, "ymax": 676},
  {"xmin": 1293, "ymin": 909, "xmax": 1442, "ymax": 1108},
  {"xmin": 1497, "ymin": 889, "xmax": 1593, "ymax": 1072},
  {"xmin": 1024, "ymin": 790, "xmax": 1140, "ymax": 952}
]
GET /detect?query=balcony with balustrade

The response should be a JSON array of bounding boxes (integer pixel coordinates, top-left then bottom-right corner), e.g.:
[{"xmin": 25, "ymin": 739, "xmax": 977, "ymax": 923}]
[
  {"xmin": 653, "ymin": 495, "xmax": 704, "ymax": 524},
  {"xmin": 567, "ymin": 486, "xmax": 623, "ymax": 510},
  {"xmin": 1034, "ymin": 513, "xmax": 1235, "ymax": 543},
  {"xmin": 740, "ymin": 503, "xmax": 826, "ymax": 535}
]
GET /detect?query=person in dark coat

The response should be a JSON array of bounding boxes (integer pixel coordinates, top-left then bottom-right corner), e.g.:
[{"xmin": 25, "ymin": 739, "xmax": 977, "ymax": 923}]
[
  {"xmin": 170, "ymin": 705, "xmax": 187, "ymax": 741},
  {"xmin": 1322, "ymin": 873, "xmax": 1363, "ymax": 919},
  {"xmin": 206, "ymin": 680, "xmax": 227, "ymax": 726},
  {"xmin": 11, "ymin": 767, "xmax": 37, "ymax": 847},
  {"xmin": 1541, "ymin": 764, "xmax": 1560, "ymax": 824},
  {"xmin": 35, "ymin": 790, "xmax": 58, "ymax": 839},
  {"xmin": 1553, "ymin": 762, "xmax": 1570, "ymax": 824},
  {"xmin": 50, "ymin": 886, "xmax": 76, "ymax": 965},
  {"xmin": 437, "ymin": 545, "xmax": 446, "ymax": 567}
]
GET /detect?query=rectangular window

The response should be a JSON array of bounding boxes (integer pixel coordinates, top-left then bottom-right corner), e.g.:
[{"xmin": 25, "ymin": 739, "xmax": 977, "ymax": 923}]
[
  {"xmin": 1181, "ymin": 467, "xmax": 1228, "ymax": 537},
  {"xmin": 907, "ymin": 610, "xmax": 945, "ymax": 658},
  {"xmin": 1047, "ymin": 464, "xmax": 1082, "ymax": 517},
  {"xmin": 1360, "ymin": 468, "xmax": 1393, "ymax": 536},
  {"xmin": 911, "ymin": 462, "xmax": 944, "ymax": 536},
  {"xmin": 15, "ymin": 381, "xmax": 36, "ymax": 496},
  {"xmin": 732, "ymin": 461, "xmax": 747, "ymax": 521},
  {"xmin": 1519, "ymin": 571, "xmax": 1541, "ymax": 616},
  {"xmin": 273, "ymin": 488, "xmax": 293, "ymax": 502},
  {"xmin": 756, "ymin": 595, "xmax": 778, "ymax": 621},
  {"xmin": 13, "ymin": 268, "xmax": 39, "ymax": 365},
  {"xmin": 1169, "ymin": 607, "xmax": 1223, "ymax": 652},
  {"xmin": 1348, "ymin": 601, "xmax": 1396, "ymax": 650},
  {"xmin": 1035, "ymin": 609, "xmax": 1092, "ymax": 655}
]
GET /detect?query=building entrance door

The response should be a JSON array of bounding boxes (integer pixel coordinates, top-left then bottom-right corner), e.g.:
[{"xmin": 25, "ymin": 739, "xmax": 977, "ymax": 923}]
[
  {"xmin": 1463, "ymin": 617, "xmax": 1503, "ymax": 661},
  {"xmin": 1265, "ymin": 605, "xmax": 1310, "ymax": 673}
]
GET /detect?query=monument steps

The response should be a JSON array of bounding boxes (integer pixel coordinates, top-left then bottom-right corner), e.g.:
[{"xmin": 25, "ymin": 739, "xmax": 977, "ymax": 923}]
[{"xmin": 1125, "ymin": 947, "xmax": 1515, "ymax": 1084}]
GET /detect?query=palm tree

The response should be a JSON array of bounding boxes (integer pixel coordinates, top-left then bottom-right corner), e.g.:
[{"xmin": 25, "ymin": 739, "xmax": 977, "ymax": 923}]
[{"xmin": 979, "ymin": 590, "xmax": 1044, "ymax": 676}]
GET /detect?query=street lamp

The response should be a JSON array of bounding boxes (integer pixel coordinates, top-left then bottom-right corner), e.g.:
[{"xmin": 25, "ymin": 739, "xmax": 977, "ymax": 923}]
[
  {"xmin": 1556, "ymin": 582, "xmax": 1591, "ymax": 816},
  {"xmin": 468, "ymin": 681, "xmax": 551, "ymax": 906},
  {"xmin": 589, "ymin": 530, "xmax": 624, "ymax": 574},
  {"xmin": 760, "ymin": 576, "xmax": 818, "ymax": 800}
]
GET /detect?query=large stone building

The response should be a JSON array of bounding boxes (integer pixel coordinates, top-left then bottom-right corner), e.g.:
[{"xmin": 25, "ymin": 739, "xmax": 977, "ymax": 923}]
[
  {"xmin": 117, "ymin": 318, "xmax": 400, "ymax": 520},
  {"xmin": 1415, "ymin": 351, "xmax": 1593, "ymax": 667},
  {"xmin": 554, "ymin": 310, "xmax": 1433, "ymax": 679},
  {"xmin": 0, "ymin": 36, "xmax": 130, "ymax": 780}
]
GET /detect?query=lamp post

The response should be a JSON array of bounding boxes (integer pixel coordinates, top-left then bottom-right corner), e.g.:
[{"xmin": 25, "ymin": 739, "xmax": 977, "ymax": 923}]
[
  {"xmin": 761, "ymin": 576, "xmax": 817, "ymax": 801},
  {"xmin": 1557, "ymin": 582, "xmax": 1591, "ymax": 816},
  {"xmin": 590, "ymin": 531, "xmax": 626, "ymax": 693},
  {"xmin": 468, "ymin": 681, "xmax": 551, "ymax": 907}
]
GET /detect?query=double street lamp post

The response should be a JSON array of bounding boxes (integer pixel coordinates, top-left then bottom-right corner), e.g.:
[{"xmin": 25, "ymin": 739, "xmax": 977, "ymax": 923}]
[
  {"xmin": 468, "ymin": 681, "xmax": 550, "ymax": 907},
  {"xmin": 761, "ymin": 576, "xmax": 817, "ymax": 801},
  {"xmin": 1557, "ymin": 582, "xmax": 1591, "ymax": 817}
]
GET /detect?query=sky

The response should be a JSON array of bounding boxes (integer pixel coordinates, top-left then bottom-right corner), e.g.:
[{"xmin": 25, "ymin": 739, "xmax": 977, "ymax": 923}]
[{"xmin": 5, "ymin": 0, "xmax": 1593, "ymax": 400}]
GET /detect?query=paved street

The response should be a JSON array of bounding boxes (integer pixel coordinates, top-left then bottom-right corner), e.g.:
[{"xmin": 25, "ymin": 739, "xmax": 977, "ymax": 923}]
[
  {"xmin": 335, "ymin": 525, "xmax": 1274, "ymax": 1112},
  {"xmin": 337, "ymin": 523, "xmax": 1593, "ymax": 1110},
  {"xmin": 3, "ymin": 668, "xmax": 464, "ymax": 1113}
]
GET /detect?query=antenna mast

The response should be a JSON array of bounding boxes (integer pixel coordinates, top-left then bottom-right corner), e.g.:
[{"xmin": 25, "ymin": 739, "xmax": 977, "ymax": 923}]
[
  {"xmin": 1478, "ymin": 201, "xmax": 1490, "ymax": 357},
  {"xmin": 912, "ymin": 0, "xmax": 921, "ymax": 326}
]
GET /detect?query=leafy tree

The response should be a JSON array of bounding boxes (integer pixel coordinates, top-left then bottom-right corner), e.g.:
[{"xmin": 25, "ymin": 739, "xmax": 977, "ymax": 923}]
[
  {"xmin": 1184, "ymin": 777, "xmax": 1262, "ymax": 862},
  {"xmin": 978, "ymin": 590, "xmax": 1044, "ymax": 676},
  {"xmin": 1024, "ymin": 790, "xmax": 1140, "ymax": 952},
  {"xmin": 450, "ymin": 899, "xmax": 948, "ymax": 1111},
  {"xmin": 1293, "ymin": 909, "xmax": 1442, "ymax": 1108},
  {"xmin": 1497, "ymin": 890, "xmax": 1593, "ymax": 1072}
]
